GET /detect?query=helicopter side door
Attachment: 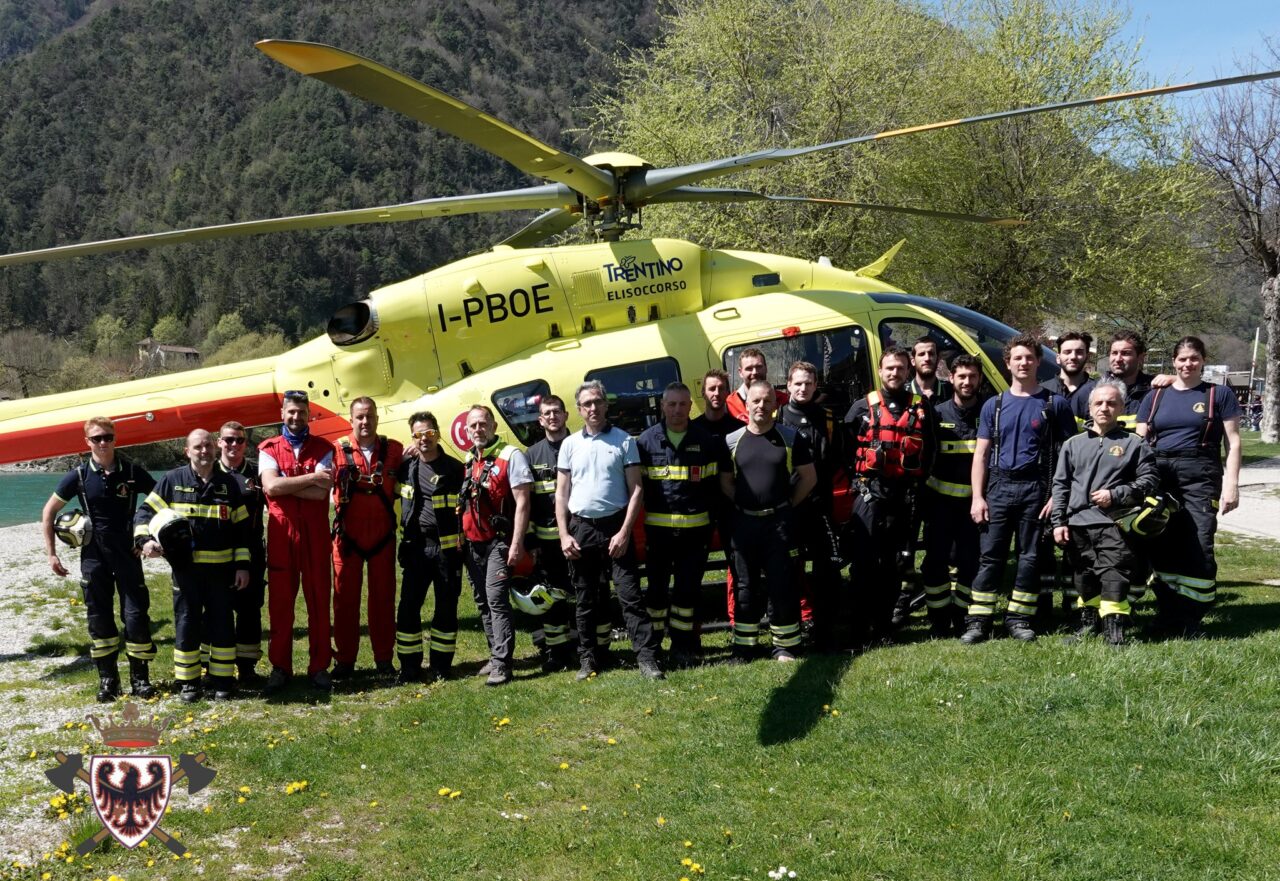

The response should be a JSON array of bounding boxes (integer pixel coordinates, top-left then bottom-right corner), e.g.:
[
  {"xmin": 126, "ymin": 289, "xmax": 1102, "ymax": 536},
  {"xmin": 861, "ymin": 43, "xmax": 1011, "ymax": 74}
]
[{"xmin": 716, "ymin": 322, "xmax": 873, "ymax": 524}]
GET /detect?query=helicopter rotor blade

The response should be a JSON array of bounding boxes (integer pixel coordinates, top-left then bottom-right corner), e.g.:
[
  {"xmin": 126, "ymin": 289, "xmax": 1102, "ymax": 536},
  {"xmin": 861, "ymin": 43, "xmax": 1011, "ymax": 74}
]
[
  {"xmin": 628, "ymin": 68, "xmax": 1280, "ymax": 201},
  {"xmin": 257, "ymin": 40, "xmax": 617, "ymax": 203},
  {"xmin": 647, "ymin": 186, "xmax": 1027, "ymax": 226},
  {"xmin": 497, "ymin": 208, "xmax": 584, "ymax": 249},
  {"xmin": 0, "ymin": 186, "xmax": 574, "ymax": 267}
]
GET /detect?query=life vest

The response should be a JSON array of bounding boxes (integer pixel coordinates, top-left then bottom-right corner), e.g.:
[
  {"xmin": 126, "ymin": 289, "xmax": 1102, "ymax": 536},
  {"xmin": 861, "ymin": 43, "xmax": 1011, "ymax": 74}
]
[
  {"xmin": 332, "ymin": 435, "xmax": 400, "ymax": 558},
  {"xmin": 259, "ymin": 434, "xmax": 333, "ymax": 526},
  {"xmin": 853, "ymin": 391, "xmax": 928, "ymax": 480},
  {"xmin": 461, "ymin": 440, "xmax": 522, "ymax": 543}
]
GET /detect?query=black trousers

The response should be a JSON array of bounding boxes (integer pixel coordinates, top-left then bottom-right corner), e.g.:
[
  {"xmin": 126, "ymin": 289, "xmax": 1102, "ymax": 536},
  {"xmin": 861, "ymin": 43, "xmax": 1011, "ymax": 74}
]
[
  {"xmin": 793, "ymin": 499, "xmax": 842, "ymax": 636},
  {"xmin": 644, "ymin": 524, "xmax": 712, "ymax": 649},
  {"xmin": 567, "ymin": 512, "xmax": 658, "ymax": 664},
  {"xmin": 1066, "ymin": 524, "xmax": 1138, "ymax": 616},
  {"xmin": 399, "ymin": 540, "xmax": 463, "ymax": 667},
  {"xmin": 80, "ymin": 532, "xmax": 156, "ymax": 664},
  {"xmin": 173, "ymin": 564, "xmax": 235, "ymax": 685},
  {"xmin": 970, "ymin": 473, "xmax": 1044, "ymax": 621},
  {"xmin": 845, "ymin": 489, "xmax": 913, "ymax": 640},
  {"xmin": 1151, "ymin": 454, "xmax": 1222, "ymax": 616},
  {"xmin": 529, "ymin": 537, "xmax": 575, "ymax": 656},
  {"xmin": 920, "ymin": 489, "xmax": 979, "ymax": 618},
  {"xmin": 233, "ymin": 553, "xmax": 266, "ymax": 662},
  {"xmin": 729, "ymin": 510, "xmax": 801, "ymax": 654}
]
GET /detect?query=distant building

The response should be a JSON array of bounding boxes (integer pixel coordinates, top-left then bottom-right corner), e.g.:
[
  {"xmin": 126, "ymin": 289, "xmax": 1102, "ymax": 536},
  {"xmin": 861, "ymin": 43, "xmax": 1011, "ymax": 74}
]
[{"xmin": 137, "ymin": 337, "xmax": 200, "ymax": 369}]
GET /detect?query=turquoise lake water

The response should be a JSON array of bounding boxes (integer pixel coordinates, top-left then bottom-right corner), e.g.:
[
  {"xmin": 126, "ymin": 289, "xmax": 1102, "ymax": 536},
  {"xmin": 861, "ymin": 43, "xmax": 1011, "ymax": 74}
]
[{"xmin": 0, "ymin": 473, "xmax": 66, "ymax": 527}]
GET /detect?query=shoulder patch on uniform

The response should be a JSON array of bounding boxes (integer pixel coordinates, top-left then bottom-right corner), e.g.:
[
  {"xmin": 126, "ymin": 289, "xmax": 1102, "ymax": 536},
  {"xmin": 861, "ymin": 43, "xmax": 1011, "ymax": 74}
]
[{"xmin": 1109, "ymin": 444, "xmax": 1124, "ymax": 457}]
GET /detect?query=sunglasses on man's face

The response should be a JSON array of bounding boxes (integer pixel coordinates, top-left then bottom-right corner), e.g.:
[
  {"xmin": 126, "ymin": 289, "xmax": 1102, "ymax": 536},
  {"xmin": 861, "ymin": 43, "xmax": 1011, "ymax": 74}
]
[
  {"xmin": 87, "ymin": 434, "xmax": 115, "ymax": 444},
  {"xmin": 412, "ymin": 429, "xmax": 439, "ymax": 440},
  {"xmin": 221, "ymin": 436, "xmax": 247, "ymax": 445}
]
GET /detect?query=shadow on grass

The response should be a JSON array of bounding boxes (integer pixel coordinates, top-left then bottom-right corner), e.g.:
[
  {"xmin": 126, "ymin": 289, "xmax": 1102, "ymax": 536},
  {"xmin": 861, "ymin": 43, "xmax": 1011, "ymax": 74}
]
[{"xmin": 757, "ymin": 651, "xmax": 853, "ymax": 746}]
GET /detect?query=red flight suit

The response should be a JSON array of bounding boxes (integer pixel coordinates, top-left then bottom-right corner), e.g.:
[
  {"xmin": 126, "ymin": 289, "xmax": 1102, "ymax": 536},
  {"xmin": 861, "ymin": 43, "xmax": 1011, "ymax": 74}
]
[
  {"xmin": 332, "ymin": 435, "xmax": 403, "ymax": 666},
  {"xmin": 261, "ymin": 433, "xmax": 335, "ymax": 677}
]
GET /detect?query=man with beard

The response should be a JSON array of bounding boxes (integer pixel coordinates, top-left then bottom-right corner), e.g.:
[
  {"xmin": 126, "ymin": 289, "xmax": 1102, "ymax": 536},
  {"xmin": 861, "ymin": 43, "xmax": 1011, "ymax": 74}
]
[
  {"xmin": 908, "ymin": 336, "xmax": 953, "ymax": 402},
  {"xmin": 780, "ymin": 360, "xmax": 843, "ymax": 648},
  {"xmin": 919, "ymin": 354, "xmax": 983, "ymax": 636},
  {"xmin": 844, "ymin": 347, "xmax": 936, "ymax": 648}
]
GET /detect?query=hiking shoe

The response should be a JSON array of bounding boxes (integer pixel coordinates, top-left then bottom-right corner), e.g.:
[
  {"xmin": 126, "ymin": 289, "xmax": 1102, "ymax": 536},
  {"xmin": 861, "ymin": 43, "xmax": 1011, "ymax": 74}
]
[
  {"xmin": 485, "ymin": 663, "xmax": 512, "ymax": 687},
  {"xmin": 576, "ymin": 657, "xmax": 599, "ymax": 681},
  {"xmin": 310, "ymin": 669, "xmax": 332, "ymax": 691},
  {"xmin": 264, "ymin": 667, "xmax": 289, "ymax": 694},
  {"xmin": 330, "ymin": 662, "xmax": 355, "ymax": 682}
]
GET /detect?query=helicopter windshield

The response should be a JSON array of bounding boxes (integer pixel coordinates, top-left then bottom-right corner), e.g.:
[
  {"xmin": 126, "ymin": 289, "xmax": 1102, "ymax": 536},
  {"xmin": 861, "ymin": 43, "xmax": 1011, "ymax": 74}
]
[{"xmin": 867, "ymin": 293, "xmax": 1059, "ymax": 383}]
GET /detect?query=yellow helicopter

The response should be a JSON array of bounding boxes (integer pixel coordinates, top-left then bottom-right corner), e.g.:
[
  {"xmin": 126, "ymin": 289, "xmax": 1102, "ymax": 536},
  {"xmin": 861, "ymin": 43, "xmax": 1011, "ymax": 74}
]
[{"xmin": 1, "ymin": 40, "xmax": 1276, "ymax": 466}]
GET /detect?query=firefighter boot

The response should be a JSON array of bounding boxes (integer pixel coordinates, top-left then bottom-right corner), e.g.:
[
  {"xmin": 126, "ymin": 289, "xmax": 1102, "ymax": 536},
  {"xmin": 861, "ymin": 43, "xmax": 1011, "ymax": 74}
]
[
  {"xmin": 927, "ymin": 604, "xmax": 953, "ymax": 638},
  {"xmin": 1035, "ymin": 591, "xmax": 1055, "ymax": 630},
  {"xmin": 128, "ymin": 657, "xmax": 156, "ymax": 699},
  {"xmin": 96, "ymin": 657, "xmax": 121, "ymax": 703},
  {"xmin": 428, "ymin": 649, "xmax": 456, "ymax": 681},
  {"xmin": 959, "ymin": 616, "xmax": 992, "ymax": 645},
  {"xmin": 1004, "ymin": 614, "xmax": 1038, "ymax": 642},
  {"xmin": 1061, "ymin": 593, "xmax": 1082, "ymax": 632},
  {"xmin": 1102, "ymin": 613, "xmax": 1127, "ymax": 647},
  {"xmin": 398, "ymin": 653, "xmax": 423, "ymax": 685},
  {"xmin": 237, "ymin": 659, "xmax": 263, "ymax": 688},
  {"xmin": 1064, "ymin": 606, "xmax": 1100, "ymax": 644}
]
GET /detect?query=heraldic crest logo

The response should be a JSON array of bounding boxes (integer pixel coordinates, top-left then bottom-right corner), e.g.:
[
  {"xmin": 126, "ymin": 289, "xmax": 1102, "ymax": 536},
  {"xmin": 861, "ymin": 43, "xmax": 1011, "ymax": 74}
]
[{"xmin": 44, "ymin": 702, "xmax": 216, "ymax": 856}]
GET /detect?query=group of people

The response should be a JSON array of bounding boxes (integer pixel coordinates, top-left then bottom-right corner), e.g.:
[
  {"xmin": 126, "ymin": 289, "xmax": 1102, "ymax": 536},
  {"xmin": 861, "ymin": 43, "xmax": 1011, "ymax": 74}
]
[{"xmin": 41, "ymin": 327, "xmax": 1243, "ymax": 703}]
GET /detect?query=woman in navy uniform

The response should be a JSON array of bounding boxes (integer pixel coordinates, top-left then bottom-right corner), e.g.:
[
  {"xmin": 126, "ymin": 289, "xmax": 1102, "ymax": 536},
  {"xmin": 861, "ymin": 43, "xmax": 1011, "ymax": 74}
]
[{"xmin": 1136, "ymin": 336, "xmax": 1242, "ymax": 637}]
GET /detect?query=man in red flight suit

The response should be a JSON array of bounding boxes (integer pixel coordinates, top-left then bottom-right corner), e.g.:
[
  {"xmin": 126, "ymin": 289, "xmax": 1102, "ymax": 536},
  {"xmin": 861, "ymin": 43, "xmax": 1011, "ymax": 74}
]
[
  {"xmin": 331, "ymin": 397, "xmax": 403, "ymax": 680},
  {"xmin": 260, "ymin": 390, "xmax": 336, "ymax": 692}
]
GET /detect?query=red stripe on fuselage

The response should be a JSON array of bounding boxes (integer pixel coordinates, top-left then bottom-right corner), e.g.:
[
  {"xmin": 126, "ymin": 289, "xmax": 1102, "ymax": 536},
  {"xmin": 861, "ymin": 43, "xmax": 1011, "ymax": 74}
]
[{"xmin": 0, "ymin": 394, "xmax": 341, "ymax": 465}]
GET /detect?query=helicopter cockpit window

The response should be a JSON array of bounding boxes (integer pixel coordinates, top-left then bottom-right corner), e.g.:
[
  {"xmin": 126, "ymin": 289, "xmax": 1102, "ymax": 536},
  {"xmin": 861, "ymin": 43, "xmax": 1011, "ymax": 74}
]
[
  {"xmin": 584, "ymin": 357, "xmax": 681, "ymax": 436},
  {"xmin": 877, "ymin": 316, "xmax": 972, "ymax": 383},
  {"xmin": 493, "ymin": 379, "xmax": 552, "ymax": 446},
  {"xmin": 722, "ymin": 325, "xmax": 870, "ymax": 421},
  {"xmin": 327, "ymin": 300, "xmax": 380, "ymax": 347}
]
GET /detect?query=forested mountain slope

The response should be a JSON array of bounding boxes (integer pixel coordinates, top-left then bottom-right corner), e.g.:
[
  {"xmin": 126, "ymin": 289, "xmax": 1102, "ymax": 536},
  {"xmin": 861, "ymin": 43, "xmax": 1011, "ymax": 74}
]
[{"xmin": 0, "ymin": 0, "xmax": 657, "ymax": 347}]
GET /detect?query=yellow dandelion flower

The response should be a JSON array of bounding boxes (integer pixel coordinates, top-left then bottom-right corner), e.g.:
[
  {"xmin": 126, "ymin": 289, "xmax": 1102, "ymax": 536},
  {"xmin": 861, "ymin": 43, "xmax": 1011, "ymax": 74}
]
[
  {"xmin": 656, "ymin": 816, "xmax": 666, "ymax": 826},
  {"xmin": 138, "ymin": 840, "xmax": 148, "ymax": 849},
  {"xmin": 559, "ymin": 762, "xmax": 570, "ymax": 770},
  {"xmin": 682, "ymin": 857, "xmax": 694, "ymax": 866},
  {"xmin": 202, "ymin": 805, "xmax": 212, "ymax": 814},
  {"xmin": 684, "ymin": 840, "xmax": 693, "ymax": 848},
  {"xmin": 238, "ymin": 785, "xmax": 251, "ymax": 794},
  {"xmin": 369, "ymin": 801, "xmax": 379, "ymax": 807},
  {"xmin": 42, "ymin": 873, "xmax": 51, "ymax": 880},
  {"xmin": 607, "ymin": 738, "xmax": 617, "ymax": 745},
  {"xmin": 237, "ymin": 796, "xmax": 247, "ymax": 804},
  {"xmin": 28, "ymin": 750, "xmax": 36, "ymax": 759},
  {"xmin": 831, "ymin": 709, "xmax": 841, "ymax": 717},
  {"xmin": 147, "ymin": 859, "xmax": 156, "ymax": 867},
  {"xmin": 448, "ymin": 790, "xmax": 461, "ymax": 799},
  {"xmin": 644, "ymin": 707, "xmax": 654, "ymax": 715},
  {"xmin": 438, "ymin": 787, "xmax": 452, "ymax": 797},
  {"xmin": 580, "ymin": 804, "xmax": 589, "ymax": 812}
]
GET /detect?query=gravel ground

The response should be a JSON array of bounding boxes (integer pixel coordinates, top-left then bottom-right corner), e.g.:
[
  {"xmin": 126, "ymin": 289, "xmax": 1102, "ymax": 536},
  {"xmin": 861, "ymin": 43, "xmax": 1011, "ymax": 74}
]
[{"xmin": 0, "ymin": 521, "xmax": 171, "ymax": 864}]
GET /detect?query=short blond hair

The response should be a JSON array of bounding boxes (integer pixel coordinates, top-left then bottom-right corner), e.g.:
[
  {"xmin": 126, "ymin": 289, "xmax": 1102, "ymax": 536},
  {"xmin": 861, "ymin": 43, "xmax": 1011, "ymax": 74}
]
[{"xmin": 83, "ymin": 416, "xmax": 113, "ymax": 436}]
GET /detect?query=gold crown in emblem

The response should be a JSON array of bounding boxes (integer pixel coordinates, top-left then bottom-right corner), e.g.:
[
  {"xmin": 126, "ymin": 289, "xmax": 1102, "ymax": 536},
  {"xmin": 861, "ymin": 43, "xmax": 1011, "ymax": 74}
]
[{"xmin": 88, "ymin": 702, "xmax": 172, "ymax": 748}]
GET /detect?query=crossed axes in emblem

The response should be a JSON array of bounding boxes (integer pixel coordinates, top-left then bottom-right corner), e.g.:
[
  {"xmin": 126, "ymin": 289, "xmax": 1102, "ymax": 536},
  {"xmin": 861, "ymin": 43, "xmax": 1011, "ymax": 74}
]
[{"xmin": 46, "ymin": 750, "xmax": 215, "ymax": 856}]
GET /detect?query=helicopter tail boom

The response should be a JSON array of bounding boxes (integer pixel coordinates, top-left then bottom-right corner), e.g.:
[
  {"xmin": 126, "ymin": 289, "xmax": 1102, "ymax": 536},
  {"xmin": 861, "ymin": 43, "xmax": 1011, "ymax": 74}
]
[{"xmin": 0, "ymin": 357, "xmax": 332, "ymax": 465}]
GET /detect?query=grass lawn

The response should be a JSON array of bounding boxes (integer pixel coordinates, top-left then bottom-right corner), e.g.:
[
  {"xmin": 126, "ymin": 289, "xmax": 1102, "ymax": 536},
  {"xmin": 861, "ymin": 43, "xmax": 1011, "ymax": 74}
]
[
  {"xmin": 5, "ymin": 536, "xmax": 1280, "ymax": 881},
  {"xmin": 1239, "ymin": 431, "xmax": 1280, "ymax": 466}
]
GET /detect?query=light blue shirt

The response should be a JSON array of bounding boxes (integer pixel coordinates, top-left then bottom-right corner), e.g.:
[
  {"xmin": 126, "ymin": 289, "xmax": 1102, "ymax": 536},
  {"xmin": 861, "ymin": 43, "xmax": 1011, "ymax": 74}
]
[{"xmin": 557, "ymin": 425, "xmax": 639, "ymax": 517}]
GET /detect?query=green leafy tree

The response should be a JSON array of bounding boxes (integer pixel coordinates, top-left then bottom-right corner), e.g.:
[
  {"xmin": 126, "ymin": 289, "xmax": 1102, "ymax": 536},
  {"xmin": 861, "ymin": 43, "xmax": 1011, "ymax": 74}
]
[
  {"xmin": 150, "ymin": 314, "xmax": 187, "ymax": 346},
  {"xmin": 592, "ymin": 0, "xmax": 1215, "ymax": 333},
  {"xmin": 202, "ymin": 331, "xmax": 290, "ymax": 367},
  {"xmin": 202, "ymin": 310, "xmax": 249, "ymax": 354},
  {"xmin": 90, "ymin": 314, "xmax": 128, "ymax": 358}
]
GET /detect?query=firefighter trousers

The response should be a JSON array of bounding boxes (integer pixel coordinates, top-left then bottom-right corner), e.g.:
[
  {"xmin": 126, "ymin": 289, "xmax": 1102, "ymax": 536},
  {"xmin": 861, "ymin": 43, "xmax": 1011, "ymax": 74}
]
[
  {"xmin": 644, "ymin": 524, "xmax": 712, "ymax": 650},
  {"xmin": 920, "ymin": 489, "xmax": 979, "ymax": 625},
  {"xmin": 729, "ymin": 510, "xmax": 801, "ymax": 655},
  {"xmin": 398, "ymin": 540, "xmax": 463, "ymax": 671},
  {"xmin": 970, "ymin": 472, "xmax": 1044, "ymax": 622},
  {"xmin": 1152, "ymin": 454, "xmax": 1222, "ymax": 621},
  {"xmin": 567, "ymin": 512, "xmax": 659, "ymax": 665},
  {"xmin": 172, "ymin": 563, "xmax": 235, "ymax": 686},
  {"xmin": 233, "ymin": 555, "xmax": 265, "ymax": 662},
  {"xmin": 79, "ymin": 533, "xmax": 156, "ymax": 665},
  {"xmin": 267, "ymin": 515, "xmax": 332, "ymax": 677},
  {"xmin": 532, "ymin": 538, "xmax": 574, "ymax": 659},
  {"xmin": 1065, "ymin": 525, "xmax": 1137, "ymax": 617},
  {"xmin": 333, "ymin": 540, "xmax": 396, "ymax": 666}
]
